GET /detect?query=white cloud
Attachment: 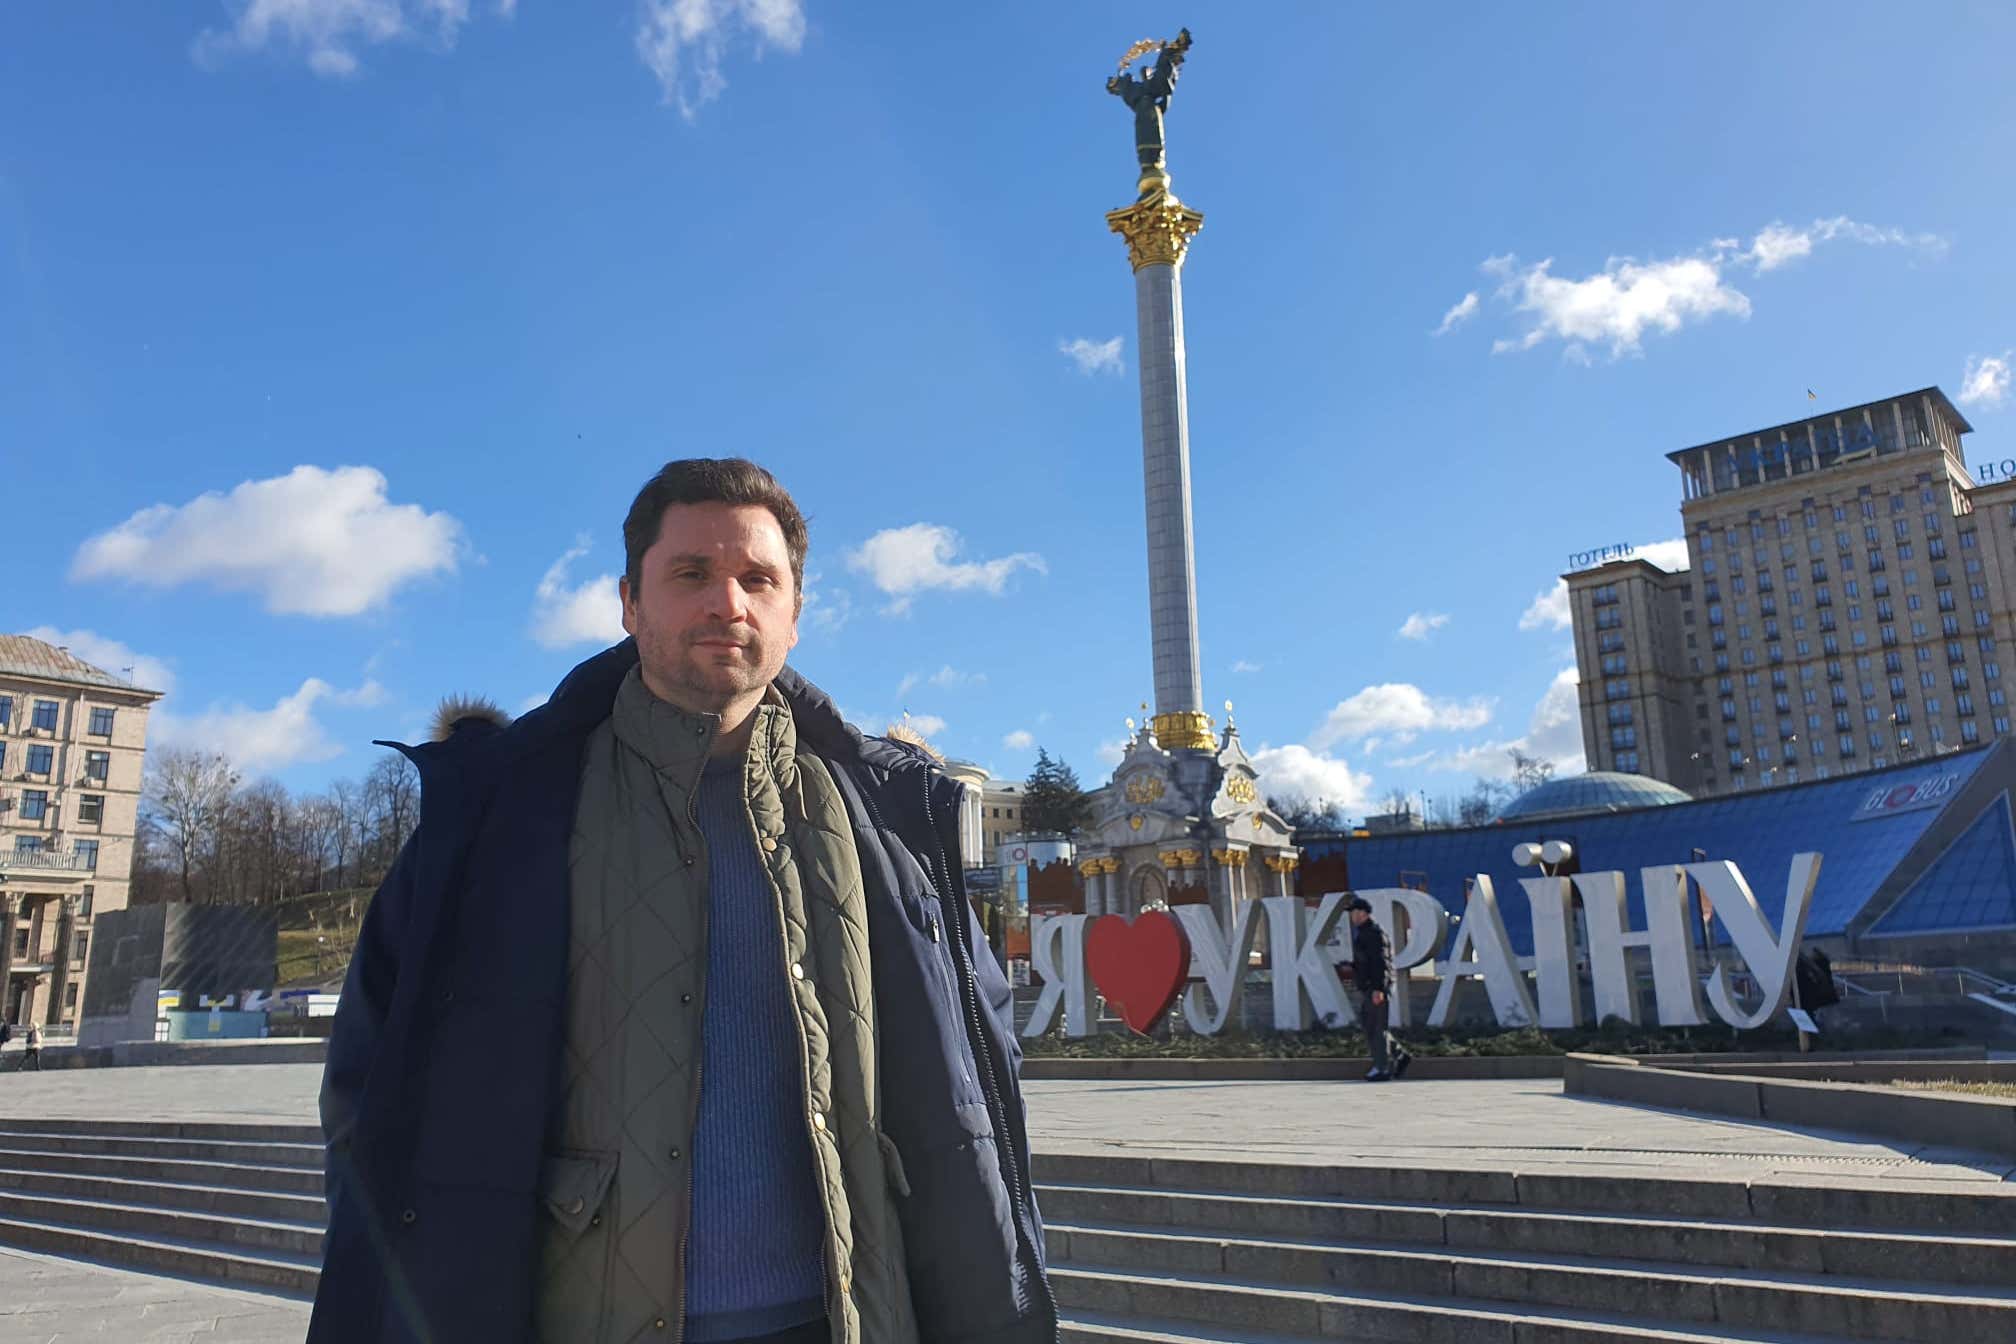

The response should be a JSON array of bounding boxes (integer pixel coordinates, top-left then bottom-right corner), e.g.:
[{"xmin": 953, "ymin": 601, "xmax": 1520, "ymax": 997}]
[
  {"xmin": 1436, "ymin": 668, "xmax": 1586, "ymax": 781},
  {"xmin": 1310, "ymin": 684, "xmax": 1494, "ymax": 751},
  {"xmin": 153, "ymin": 677, "xmax": 385, "ymax": 772},
  {"xmin": 72, "ymin": 466, "xmax": 461, "ymax": 617},
  {"xmin": 529, "ymin": 541, "xmax": 626, "ymax": 649},
  {"xmin": 899, "ymin": 713, "xmax": 946, "ymax": 739},
  {"xmin": 1518, "ymin": 584, "xmax": 1571, "ymax": 633},
  {"xmin": 846, "ymin": 524, "xmax": 1046, "ymax": 615},
  {"xmin": 1096, "ymin": 738, "xmax": 1127, "ymax": 767},
  {"xmin": 636, "ymin": 0, "xmax": 806, "ymax": 119},
  {"xmin": 1747, "ymin": 216, "xmax": 1945, "ymax": 272},
  {"xmin": 1484, "ymin": 251, "xmax": 1750, "ymax": 360},
  {"xmin": 1961, "ymin": 353, "xmax": 2012, "ymax": 410},
  {"xmin": 1250, "ymin": 744, "xmax": 1373, "ymax": 812},
  {"xmin": 1469, "ymin": 218, "xmax": 1944, "ymax": 361},
  {"xmin": 1432, "ymin": 291, "xmax": 1479, "ymax": 336},
  {"xmin": 1231, "ymin": 659, "xmax": 1262, "ymax": 673},
  {"xmin": 1003, "ymin": 729, "xmax": 1035, "ymax": 751},
  {"xmin": 898, "ymin": 665, "xmax": 986, "ymax": 699},
  {"xmin": 517, "ymin": 692, "xmax": 549, "ymax": 714},
  {"xmin": 1397, "ymin": 611, "xmax": 1449, "ymax": 641},
  {"xmin": 191, "ymin": 0, "xmax": 508, "ymax": 78},
  {"xmin": 802, "ymin": 571, "xmax": 852, "ymax": 634},
  {"xmin": 20, "ymin": 627, "xmax": 175, "ymax": 695},
  {"xmin": 1059, "ymin": 336, "xmax": 1124, "ymax": 375},
  {"xmin": 1520, "ymin": 537, "xmax": 1688, "ymax": 633}
]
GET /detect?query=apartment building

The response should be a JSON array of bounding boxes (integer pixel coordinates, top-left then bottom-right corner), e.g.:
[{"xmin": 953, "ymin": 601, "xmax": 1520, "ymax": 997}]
[
  {"xmin": 1569, "ymin": 387, "xmax": 2009, "ymax": 797},
  {"xmin": 0, "ymin": 635, "xmax": 164, "ymax": 1031}
]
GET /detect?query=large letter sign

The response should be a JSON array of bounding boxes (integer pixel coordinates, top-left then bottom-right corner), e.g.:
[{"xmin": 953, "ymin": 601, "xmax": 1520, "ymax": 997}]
[
  {"xmin": 1021, "ymin": 913, "xmax": 1092, "ymax": 1038},
  {"xmin": 1691, "ymin": 853, "xmax": 1821, "ymax": 1029},
  {"xmin": 1261, "ymin": 893, "xmax": 1356, "ymax": 1030},
  {"xmin": 1022, "ymin": 850, "xmax": 1826, "ymax": 1039},
  {"xmin": 1349, "ymin": 888, "xmax": 1448, "ymax": 1027},
  {"xmin": 1173, "ymin": 901, "xmax": 1264, "ymax": 1034},
  {"xmin": 1427, "ymin": 876, "xmax": 1537, "ymax": 1028}
]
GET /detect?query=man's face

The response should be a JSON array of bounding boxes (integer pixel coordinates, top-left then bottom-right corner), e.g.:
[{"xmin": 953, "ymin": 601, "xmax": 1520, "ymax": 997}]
[
  {"xmin": 620, "ymin": 502, "xmax": 800, "ymax": 714},
  {"xmin": 1349, "ymin": 909, "xmax": 1369, "ymax": 927}
]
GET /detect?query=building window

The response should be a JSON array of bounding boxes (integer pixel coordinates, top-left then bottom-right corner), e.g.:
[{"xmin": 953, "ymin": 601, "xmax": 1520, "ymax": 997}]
[
  {"xmin": 1997, "ymin": 716, "xmax": 2011, "ymax": 735},
  {"xmin": 13, "ymin": 837, "xmax": 41, "ymax": 861},
  {"xmin": 72, "ymin": 932, "xmax": 88, "ymax": 967},
  {"xmin": 1963, "ymin": 720, "xmax": 1982, "ymax": 743},
  {"xmin": 1615, "ymin": 751, "xmax": 1640, "ymax": 772},
  {"xmin": 1610, "ymin": 727, "xmax": 1637, "ymax": 749},
  {"xmin": 84, "ymin": 750, "xmax": 109, "ymax": 782},
  {"xmin": 78, "ymin": 794, "xmax": 104, "ymax": 824},
  {"xmin": 26, "ymin": 745, "xmax": 53, "ymax": 775},
  {"xmin": 0, "ymin": 695, "xmax": 10, "ymax": 726},
  {"xmin": 30, "ymin": 700, "xmax": 58, "ymax": 731},
  {"xmin": 1607, "ymin": 704, "xmax": 1634, "ymax": 725},
  {"xmin": 80, "ymin": 886, "xmax": 93, "ymax": 917},
  {"xmin": 74, "ymin": 839, "xmax": 99, "ymax": 870},
  {"xmin": 88, "ymin": 707, "xmax": 115, "ymax": 736},
  {"xmin": 19, "ymin": 790, "xmax": 48, "ymax": 820},
  {"xmin": 63, "ymin": 984, "xmax": 78, "ymax": 1017}
]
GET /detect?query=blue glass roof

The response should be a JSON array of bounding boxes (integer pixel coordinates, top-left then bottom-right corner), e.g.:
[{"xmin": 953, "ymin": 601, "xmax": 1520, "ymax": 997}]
[
  {"xmin": 1497, "ymin": 772, "xmax": 1693, "ymax": 822},
  {"xmin": 1865, "ymin": 792, "xmax": 2016, "ymax": 938},
  {"xmin": 1314, "ymin": 748, "xmax": 1993, "ymax": 954}
]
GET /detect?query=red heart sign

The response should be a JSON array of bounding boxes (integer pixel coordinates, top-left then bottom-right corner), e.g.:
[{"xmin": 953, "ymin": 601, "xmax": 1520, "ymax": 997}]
[{"xmin": 1084, "ymin": 911, "xmax": 1192, "ymax": 1035}]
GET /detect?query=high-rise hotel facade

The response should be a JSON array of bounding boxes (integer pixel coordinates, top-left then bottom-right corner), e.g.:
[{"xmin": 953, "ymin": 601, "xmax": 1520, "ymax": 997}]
[{"xmin": 1568, "ymin": 387, "xmax": 2016, "ymax": 798}]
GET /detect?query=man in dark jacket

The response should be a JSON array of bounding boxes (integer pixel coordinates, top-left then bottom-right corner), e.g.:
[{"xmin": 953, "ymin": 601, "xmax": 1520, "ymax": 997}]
[
  {"xmin": 310, "ymin": 459, "xmax": 1054, "ymax": 1344},
  {"xmin": 1348, "ymin": 896, "xmax": 1411, "ymax": 1082}
]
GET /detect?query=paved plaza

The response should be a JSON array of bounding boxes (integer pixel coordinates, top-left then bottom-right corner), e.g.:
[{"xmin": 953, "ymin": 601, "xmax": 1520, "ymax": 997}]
[{"xmin": 0, "ymin": 1064, "xmax": 2011, "ymax": 1340}]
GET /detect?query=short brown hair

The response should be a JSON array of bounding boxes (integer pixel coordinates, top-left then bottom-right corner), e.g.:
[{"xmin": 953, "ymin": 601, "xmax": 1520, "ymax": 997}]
[{"xmin": 622, "ymin": 458, "xmax": 809, "ymax": 606}]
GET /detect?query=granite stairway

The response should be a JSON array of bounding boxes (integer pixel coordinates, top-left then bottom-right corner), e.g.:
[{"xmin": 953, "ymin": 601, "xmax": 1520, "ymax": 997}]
[{"xmin": 4, "ymin": 1118, "xmax": 2016, "ymax": 1342}]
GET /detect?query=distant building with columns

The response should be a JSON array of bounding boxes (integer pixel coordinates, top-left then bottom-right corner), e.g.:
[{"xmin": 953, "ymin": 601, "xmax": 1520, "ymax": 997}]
[{"xmin": 0, "ymin": 635, "xmax": 164, "ymax": 1033}]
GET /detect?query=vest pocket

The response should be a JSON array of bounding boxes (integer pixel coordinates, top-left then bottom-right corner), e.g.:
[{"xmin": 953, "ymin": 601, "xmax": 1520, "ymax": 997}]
[
  {"xmin": 540, "ymin": 1150, "xmax": 618, "ymax": 1239},
  {"xmin": 534, "ymin": 1150, "xmax": 619, "ymax": 1343}
]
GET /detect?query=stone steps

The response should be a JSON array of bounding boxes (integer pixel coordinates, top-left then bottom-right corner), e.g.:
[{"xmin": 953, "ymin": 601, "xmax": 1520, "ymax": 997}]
[
  {"xmin": 1049, "ymin": 1223, "xmax": 2016, "ymax": 1342},
  {"xmin": 0, "ymin": 1119, "xmax": 2010, "ymax": 1342},
  {"xmin": 1036, "ymin": 1182, "xmax": 2016, "ymax": 1287}
]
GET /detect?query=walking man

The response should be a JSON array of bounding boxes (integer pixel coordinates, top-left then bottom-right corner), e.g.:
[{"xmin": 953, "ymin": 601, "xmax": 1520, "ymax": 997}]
[
  {"xmin": 311, "ymin": 459, "xmax": 1053, "ymax": 1344},
  {"xmin": 21, "ymin": 1022, "xmax": 40, "ymax": 1072},
  {"xmin": 1348, "ymin": 896, "xmax": 1411, "ymax": 1082}
]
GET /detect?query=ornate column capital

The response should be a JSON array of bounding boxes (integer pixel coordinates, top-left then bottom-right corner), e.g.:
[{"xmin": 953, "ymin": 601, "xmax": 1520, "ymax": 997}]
[
  {"xmin": 1149, "ymin": 710, "xmax": 1214, "ymax": 752},
  {"xmin": 1096, "ymin": 857, "xmax": 1122, "ymax": 874},
  {"xmin": 1106, "ymin": 193, "xmax": 1205, "ymax": 272}
]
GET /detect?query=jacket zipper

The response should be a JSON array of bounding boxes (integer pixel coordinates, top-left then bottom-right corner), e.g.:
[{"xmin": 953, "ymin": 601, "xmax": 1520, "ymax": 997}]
[
  {"xmin": 671, "ymin": 737, "xmax": 710, "ymax": 1344},
  {"xmin": 747, "ymin": 747, "xmax": 837, "ymax": 1334},
  {"xmin": 914, "ymin": 769, "xmax": 1059, "ymax": 1339}
]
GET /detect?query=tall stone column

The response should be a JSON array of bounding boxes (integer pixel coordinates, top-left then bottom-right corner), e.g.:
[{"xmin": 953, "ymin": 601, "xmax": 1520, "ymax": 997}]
[
  {"xmin": 45, "ymin": 895, "xmax": 77, "ymax": 1027},
  {"xmin": 0, "ymin": 894, "xmax": 16, "ymax": 1020},
  {"xmin": 1108, "ymin": 193, "xmax": 1211, "ymax": 753}
]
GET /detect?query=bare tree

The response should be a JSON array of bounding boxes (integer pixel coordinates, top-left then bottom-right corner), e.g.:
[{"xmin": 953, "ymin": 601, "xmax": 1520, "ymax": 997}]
[
  {"xmin": 1509, "ymin": 748, "xmax": 1555, "ymax": 793},
  {"xmin": 362, "ymin": 754, "xmax": 420, "ymax": 872},
  {"xmin": 1267, "ymin": 793, "xmax": 1347, "ymax": 832},
  {"xmin": 326, "ymin": 778, "xmax": 361, "ymax": 888},
  {"xmin": 145, "ymin": 748, "xmax": 240, "ymax": 903}
]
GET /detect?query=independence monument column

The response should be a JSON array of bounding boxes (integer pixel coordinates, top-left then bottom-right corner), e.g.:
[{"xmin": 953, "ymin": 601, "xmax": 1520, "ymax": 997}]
[{"xmin": 1105, "ymin": 29, "xmax": 1212, "ymax": 753}]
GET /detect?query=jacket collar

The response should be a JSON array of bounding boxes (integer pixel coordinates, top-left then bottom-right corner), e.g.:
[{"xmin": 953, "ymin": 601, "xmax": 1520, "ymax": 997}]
[{"xmin": 392, "ymin": 638, "xmax": 958, "ymax": 814}]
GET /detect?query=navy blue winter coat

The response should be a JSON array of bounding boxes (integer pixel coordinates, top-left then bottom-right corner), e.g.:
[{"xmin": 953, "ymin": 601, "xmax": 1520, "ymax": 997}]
[{"xmin": 309, "ymin": 640, "xmax": 1055, "ymax": 1343}]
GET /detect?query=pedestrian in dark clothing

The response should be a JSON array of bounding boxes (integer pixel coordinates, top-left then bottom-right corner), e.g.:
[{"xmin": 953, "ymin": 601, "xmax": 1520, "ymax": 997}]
[
  {"xmin": 21, "ymin": 1024, "xmax": 40, "ymax": 1072},
  {"xmin": 1348, "ymin": 897, "xmax": 1411, "ymax": 1081}
]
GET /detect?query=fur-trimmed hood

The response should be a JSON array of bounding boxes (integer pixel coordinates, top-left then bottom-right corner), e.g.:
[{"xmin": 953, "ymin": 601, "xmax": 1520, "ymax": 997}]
[{"xmin": 430, "ymin": 695, "xmax": 512, "ymax": 742}]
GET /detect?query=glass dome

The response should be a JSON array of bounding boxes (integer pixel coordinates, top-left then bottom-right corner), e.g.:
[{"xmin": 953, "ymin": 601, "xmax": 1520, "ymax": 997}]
[{"xmin": 1495, "ymin": 771, "xmax": 1693, "ymax": 823}]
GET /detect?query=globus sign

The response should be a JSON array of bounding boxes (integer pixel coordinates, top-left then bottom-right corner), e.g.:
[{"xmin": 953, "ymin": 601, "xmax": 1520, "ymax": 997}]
[
  {"xmin": 1023, "ymin": 850, "xmax": 1822, "ymax": 1038},
  {"xmin": 1852, "ymin": 773, "xmax": 1961, "ymax": 821}
]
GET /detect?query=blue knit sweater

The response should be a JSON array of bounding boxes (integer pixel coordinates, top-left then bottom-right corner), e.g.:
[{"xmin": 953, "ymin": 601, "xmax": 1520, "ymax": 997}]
[{"xmin": 683, "ymin": 758, "xmax": 826, "ymax": 1342}]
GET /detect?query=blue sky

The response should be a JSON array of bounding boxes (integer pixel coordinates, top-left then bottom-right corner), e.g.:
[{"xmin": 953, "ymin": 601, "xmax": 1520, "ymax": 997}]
[{"xmin": 5, "ymin": 2, "xmax": 2014, "ymax": 816}]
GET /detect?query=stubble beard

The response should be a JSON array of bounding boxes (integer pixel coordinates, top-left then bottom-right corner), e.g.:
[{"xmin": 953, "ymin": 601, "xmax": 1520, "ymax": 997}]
[{"xmin": 634, "ymin": 611, "xmax": 772, "ymax": 716}]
